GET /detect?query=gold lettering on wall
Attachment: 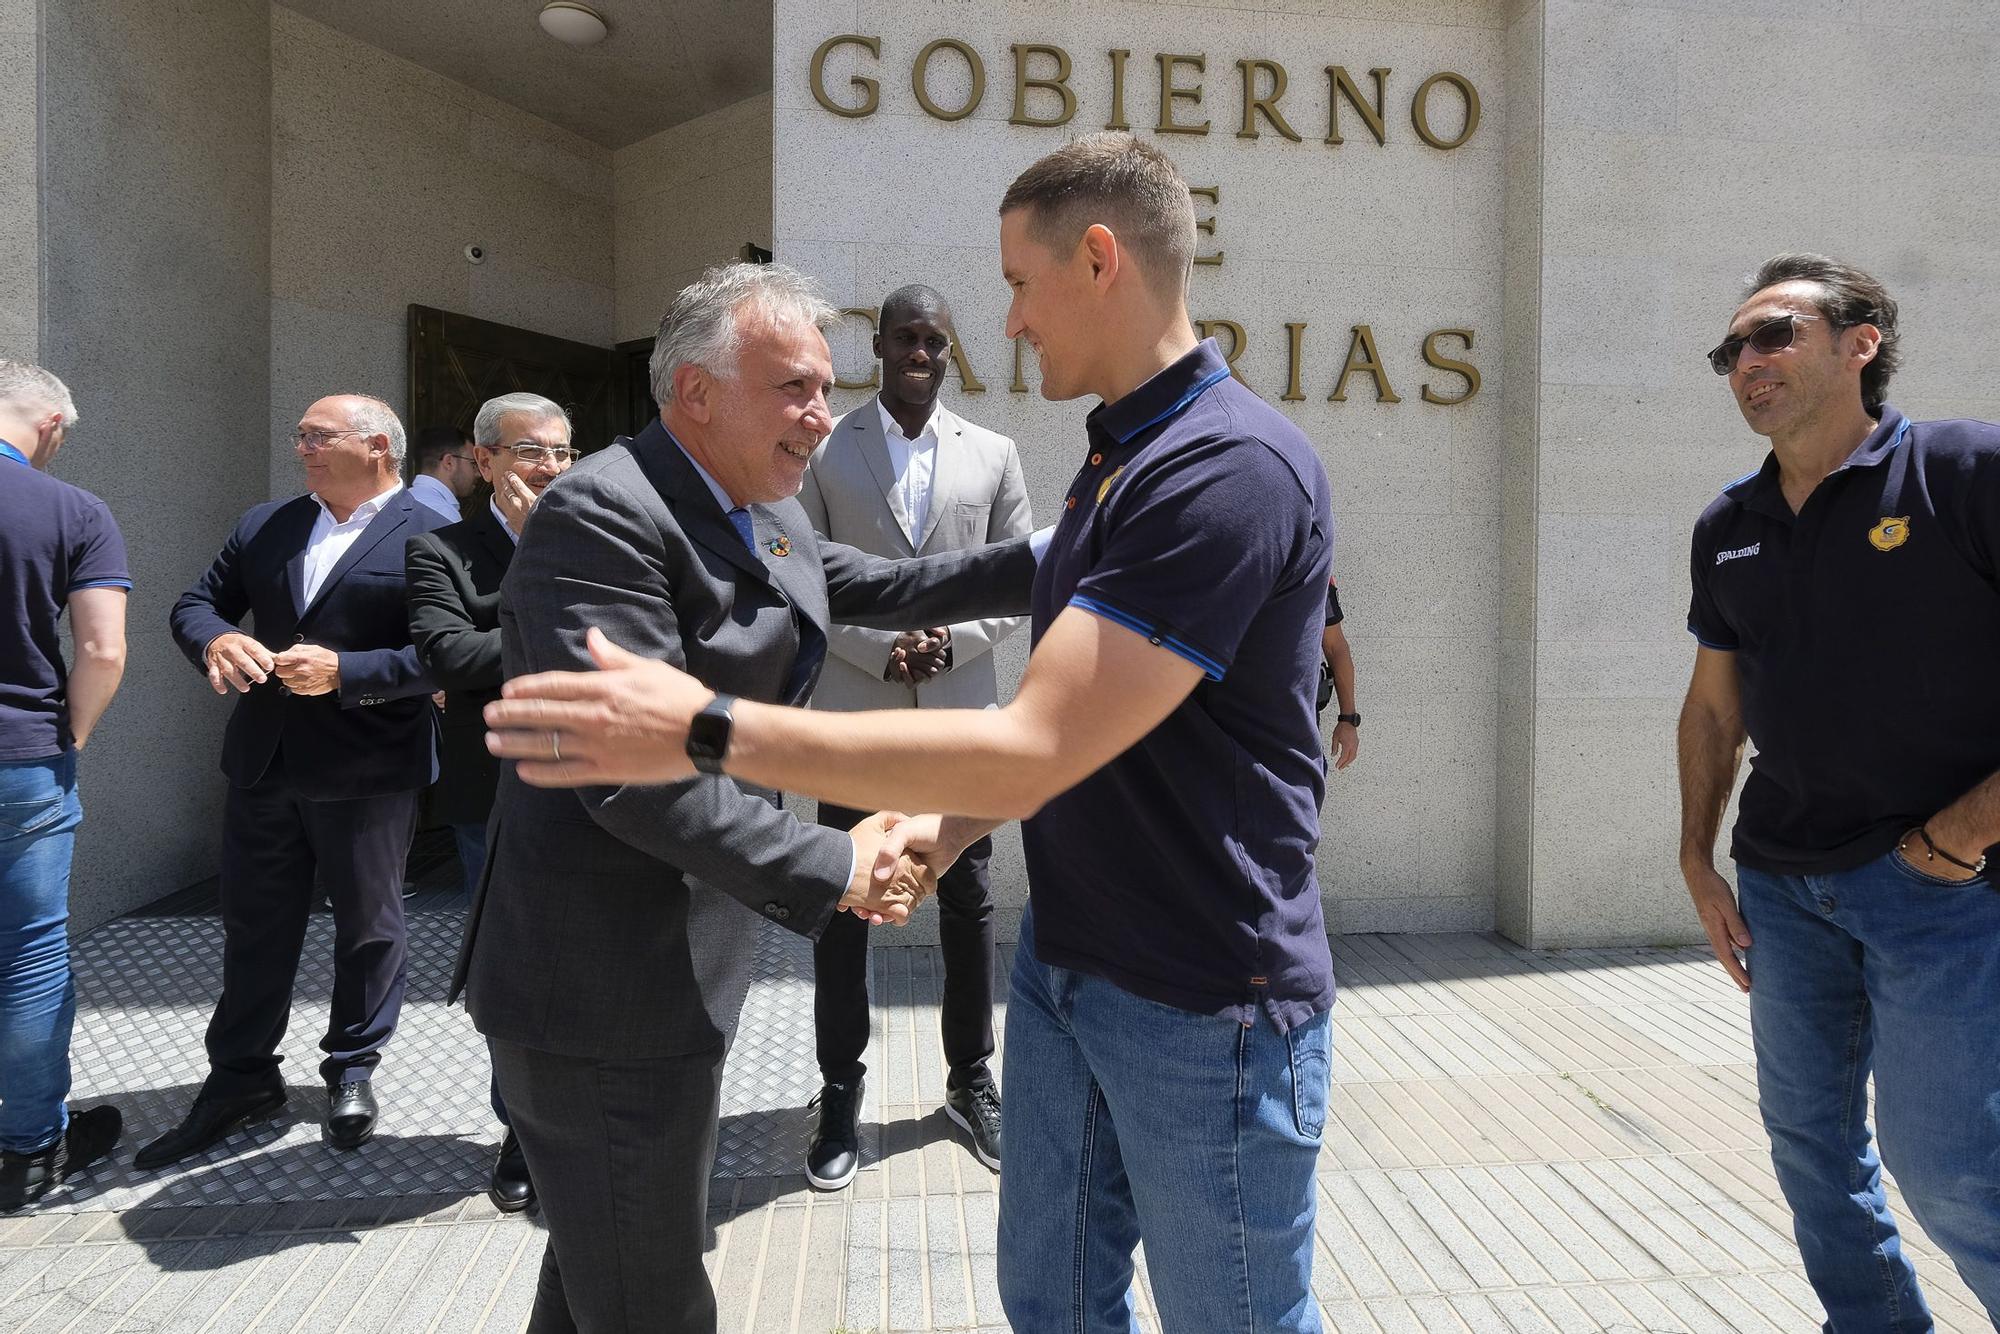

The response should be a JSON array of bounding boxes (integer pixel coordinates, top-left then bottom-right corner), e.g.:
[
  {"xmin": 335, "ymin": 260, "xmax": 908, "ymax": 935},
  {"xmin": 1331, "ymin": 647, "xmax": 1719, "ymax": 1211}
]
[
  {"xmin": 1011, "ymin": 336, "xmax": 1032, "ymax": 394},
  {"xmin": 949, "ymin": 333, "xmax": 987, "ymax": 392},
  {"xmin": 835, "ymin": 308, "xmax": 881, "ymax": 390},
  {"xmin": 1330, "ymin": 324, "xmax": 1401, "ymax": 403},
  {"xmin": 1106, "ymin": 49, "xmax": 1132, "ymax": 130},
  {"xmin": 1420, "ymin": 328, "xmax": 1480, "ymax": 404},
  {"xmin": 1155, "ymin": 54, "xmax": 1210, "ymax": 135},
  {"xmin": 1190, "ymin": 185, "xmax": 1222, "ymax": 266},
  {"xmin": 1010, "ymin": 44, "xmax": 1077, "ymax": 127},
  {"xmin": 1411, "ymin": 71, "xmax": 1480, "ymax": 149},
  {"xmin": 1325, "ymin": 66, "xmax": 1388, "ymax": 146},
  {"xmin": 809, "ymin": 35, "xmax": 881, "ymax": 118},
  {"xmin": 1283, "ymin": 322, "xmax": 1308, "ymax": 401},
  {"xmin": 1197, "ymin": 319, "xmax": 1248, "ymax": 381},
  {"xmin": 1236, "ymin": 59, "xmax": 1301, "ymax": 142},
  {"xmin": 913, "ymin": 38, "xmax": 986, "ymax": 121}
]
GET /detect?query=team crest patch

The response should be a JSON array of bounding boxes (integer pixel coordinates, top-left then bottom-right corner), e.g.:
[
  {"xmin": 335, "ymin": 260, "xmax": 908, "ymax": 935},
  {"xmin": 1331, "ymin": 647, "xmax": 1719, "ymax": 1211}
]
[
  {"xmin": 1096, "ymin": 466, "xmax": 1126, "ymax": 505},
  {"xmin": 1867, "ymin": 516, "xmax": 1911, "ymax": 552},
  {"xmin": 767, "ymin": 535, "xmax": 791, "ymax": 558}
]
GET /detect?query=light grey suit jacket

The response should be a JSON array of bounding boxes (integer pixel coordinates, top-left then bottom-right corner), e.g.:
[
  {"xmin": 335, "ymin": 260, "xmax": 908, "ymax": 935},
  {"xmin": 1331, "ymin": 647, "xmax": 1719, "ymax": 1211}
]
[
  {"xmin": 450, "ymin": 418, "xmax": 1036, "ymax": 1059},
  {"xmin": 798, "ymin": 402, "xmax": 1033, "ymax": 713}
]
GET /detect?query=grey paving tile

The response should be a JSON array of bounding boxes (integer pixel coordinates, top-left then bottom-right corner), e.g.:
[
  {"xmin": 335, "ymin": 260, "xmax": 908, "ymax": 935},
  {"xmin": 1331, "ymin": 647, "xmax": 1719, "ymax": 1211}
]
[{"xmin": 27, "ymin": 910, "xmax": 1995, "ymax": 1332}]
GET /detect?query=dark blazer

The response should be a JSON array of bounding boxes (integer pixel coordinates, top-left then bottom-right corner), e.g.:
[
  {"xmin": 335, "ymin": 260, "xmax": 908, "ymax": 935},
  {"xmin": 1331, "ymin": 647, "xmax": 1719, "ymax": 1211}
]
[
  {"xmin": 170, "ymin": 489, "xmax": 451, "ymax": 800},
  {"xmin": 451, "ymin": 419, "xmax": 1036, "ymax": 1059},
  {"xmin": 405, "ymin": 500, "xmax": 514, "ymax": 825}
]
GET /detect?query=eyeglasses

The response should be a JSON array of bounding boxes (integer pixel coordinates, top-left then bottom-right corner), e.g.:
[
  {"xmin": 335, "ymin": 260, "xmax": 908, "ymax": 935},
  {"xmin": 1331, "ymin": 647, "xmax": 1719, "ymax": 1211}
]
[
  {"xmin": 446, "ymin": 452, "xmax": 479, "ymax": 465},
  {"xmin": 1706, "ymin": 313, "xmax": 1821, "ymax": 376},
  {"xmin": 293, "ymin": 428, "xmax": 370, "ymax": 452},
  {"xmin": 502, "ymin": 444, "xmax": 579, "ymax": 465}
]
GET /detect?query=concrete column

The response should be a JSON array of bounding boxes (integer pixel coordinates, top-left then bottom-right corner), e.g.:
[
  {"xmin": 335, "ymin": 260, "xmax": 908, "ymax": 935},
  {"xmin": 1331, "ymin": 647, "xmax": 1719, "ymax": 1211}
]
[{"xmin": 39, "ymin": 0, "xmax": 273, "ymax": 931}]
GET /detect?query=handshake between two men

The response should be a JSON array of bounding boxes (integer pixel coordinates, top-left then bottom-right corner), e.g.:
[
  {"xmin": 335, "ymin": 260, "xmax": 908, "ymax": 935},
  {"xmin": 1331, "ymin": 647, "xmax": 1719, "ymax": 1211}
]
[{"xmin": 508, "ymin": 628, "xmax": 993, "ymax": 931}]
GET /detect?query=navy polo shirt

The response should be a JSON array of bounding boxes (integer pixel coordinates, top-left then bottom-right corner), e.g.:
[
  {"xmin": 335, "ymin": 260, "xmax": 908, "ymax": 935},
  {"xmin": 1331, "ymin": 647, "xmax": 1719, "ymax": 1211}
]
[
  {"xmin": 1688, "ymin": 406, "xmax": 2000, "ymax": 874},
  {"xmin": 1024, "ymin": 339, "xmax": 1336, "ymax": 1031},
  {"xmin": 0, "ymin": 438, "xmax": 132, "ymax": 760}
]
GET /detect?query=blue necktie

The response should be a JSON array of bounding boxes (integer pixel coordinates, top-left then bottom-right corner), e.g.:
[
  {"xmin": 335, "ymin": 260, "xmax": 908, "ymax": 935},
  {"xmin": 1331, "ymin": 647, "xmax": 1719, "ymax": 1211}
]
[{"xmin": 727, "ymin": 507, "xmax": 757, "ymax": 553}]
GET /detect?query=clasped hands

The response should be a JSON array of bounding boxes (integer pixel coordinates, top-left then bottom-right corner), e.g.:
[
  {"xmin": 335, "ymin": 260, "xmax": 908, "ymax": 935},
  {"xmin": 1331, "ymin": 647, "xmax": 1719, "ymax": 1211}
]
[
  {"xmin": 884, "ymin": 627, "xmax": 950, "ymax": 685},
  {"xmin": 205, "ymin": 632, "xmax": 340, "ymax": 696},
  {"xmin": 841, "ymin": 811, "xmax": 966, "ymax": 927}
]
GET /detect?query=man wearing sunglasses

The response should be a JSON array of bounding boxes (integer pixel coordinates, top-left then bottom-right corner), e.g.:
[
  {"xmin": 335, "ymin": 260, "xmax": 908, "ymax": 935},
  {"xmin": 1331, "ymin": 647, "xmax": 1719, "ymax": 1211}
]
[{"xmin": 1679, "ymin": 254, "xmax": 2000, "ymax": 1327}]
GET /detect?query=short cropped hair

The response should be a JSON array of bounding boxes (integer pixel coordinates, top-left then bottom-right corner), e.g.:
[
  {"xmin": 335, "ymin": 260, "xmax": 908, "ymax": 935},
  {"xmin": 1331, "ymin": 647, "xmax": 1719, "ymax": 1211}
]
[
  {"xmin": 472, "ymin": 392, "xmax": 570, "ymax": 449},
  {"xmin": 649, "ymin": 263, "xmax": 839, "ymax": 404},
  {"xmin": 340, "ymin": 394, "xmax": 407, "ymax": 467},
  {"xmin": 880, "ymin": 283, "xmax": 949, "ymax": 327},
  {"xmin": 414, "ymin": 424, "xmax": 471, "ymax": 471},
  {"xmin": 1745, "ymin": 253, "xmax": 1902, "ymax": 413},
  {"xmin": 999, "ymin": 133, "xmax": 1197, "ymax": 301},
  {"xmin": 0, "ymin": 359, "xmax": 78, "ymax": 428}
]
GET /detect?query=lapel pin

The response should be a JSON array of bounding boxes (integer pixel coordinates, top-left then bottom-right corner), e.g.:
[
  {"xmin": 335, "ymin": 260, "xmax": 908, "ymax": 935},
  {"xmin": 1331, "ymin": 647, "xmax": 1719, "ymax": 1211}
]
[{"xmin": 767, "ymin": 535, "xmax": 792, "ymax": 558}]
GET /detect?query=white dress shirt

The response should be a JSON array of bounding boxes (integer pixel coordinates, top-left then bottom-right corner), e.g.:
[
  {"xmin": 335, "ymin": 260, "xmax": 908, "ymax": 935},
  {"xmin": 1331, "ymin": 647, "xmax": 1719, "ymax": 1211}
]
[
  {"xmin": 303, "ymin": 482, "xmax": 404, "ymax": 605},
  {"xmin": 877, "ymin": 400, "xmax": 940, "ymax": 545},
  {"xmin": 490, "ymin": 496, "xmax": 520, "ymax": 545},
  {"xmin": 410, "ymin": 472, "xmax": 462, "ymax": 521}
]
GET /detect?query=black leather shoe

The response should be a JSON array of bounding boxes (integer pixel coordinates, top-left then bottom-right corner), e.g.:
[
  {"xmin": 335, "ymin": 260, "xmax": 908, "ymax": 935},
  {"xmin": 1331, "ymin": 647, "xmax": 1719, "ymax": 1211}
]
[
  {"xmin": 488, "ymin": 1130, "xmax": 535, "ymax": 1213},
  {"xmin": 326, "ymin": 1080, "xmax": 377, "ymax": 1150},
  {"xmin": 0, "ymin": 1105, "xmax": 123, "ymax": 1211},
  {"xmin": 135, "ymin": 1088, "xmax": 285, "ymax": 1170},
  {"xmin": 805, "ymin": 1077, "xmax": 863, "ymax": 1191},
  {"xmin": 945, "ymin": 1083, "xmax": 1001, "ymax": 1171}
]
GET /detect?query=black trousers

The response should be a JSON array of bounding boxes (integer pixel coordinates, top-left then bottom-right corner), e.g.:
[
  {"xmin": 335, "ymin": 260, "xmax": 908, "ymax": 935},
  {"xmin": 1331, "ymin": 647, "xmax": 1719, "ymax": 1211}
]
[
  {"xmin": 204, "ymin": 755, "xmax": 417, "ymax": 1096},
  {"xmin": 813, "ymin": 801, "xmax": 995, "ymax": 1091},
  {"xmin": 490, "ymin": 1037, "xmax": 727, "ymax": 1334}
]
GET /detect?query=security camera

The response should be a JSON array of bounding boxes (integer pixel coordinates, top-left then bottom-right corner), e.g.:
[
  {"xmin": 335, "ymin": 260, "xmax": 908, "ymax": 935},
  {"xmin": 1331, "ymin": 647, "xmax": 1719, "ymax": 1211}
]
[{"xmin": 464, "ymin": 244, "xmax": 487, "ymax": 264}]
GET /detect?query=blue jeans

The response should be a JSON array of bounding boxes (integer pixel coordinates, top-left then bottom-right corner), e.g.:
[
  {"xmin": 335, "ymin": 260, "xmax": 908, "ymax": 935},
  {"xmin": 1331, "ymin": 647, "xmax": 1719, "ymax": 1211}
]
[
  {"xmin": 997, "ymin": 907, "xmax": 1329, "ymax": 1333},
  {"xmin": 0, "ymin": 754, "xmax": 82, "ymax": 1155},
  {"xmin": 1738, "ymin": 852, "xmax": 2000, "ymax": 1331}
]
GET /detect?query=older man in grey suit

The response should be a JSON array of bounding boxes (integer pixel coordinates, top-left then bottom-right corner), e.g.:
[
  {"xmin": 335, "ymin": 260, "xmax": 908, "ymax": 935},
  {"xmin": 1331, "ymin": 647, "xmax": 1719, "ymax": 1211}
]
[
  {"xmin": 795, "ymin": 284, "xmax": 1032, "ymax": 1189},
  {"xmin": 450, "ymin": 263, "xmax": 1035, "ymax": 1334}
]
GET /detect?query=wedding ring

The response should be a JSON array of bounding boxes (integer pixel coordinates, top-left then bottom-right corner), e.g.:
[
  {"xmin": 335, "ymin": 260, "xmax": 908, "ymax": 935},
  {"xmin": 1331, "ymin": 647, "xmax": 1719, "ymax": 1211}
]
[{"xmin": 551, "ymin": 733, "xmax": 563, "ymax": 764}]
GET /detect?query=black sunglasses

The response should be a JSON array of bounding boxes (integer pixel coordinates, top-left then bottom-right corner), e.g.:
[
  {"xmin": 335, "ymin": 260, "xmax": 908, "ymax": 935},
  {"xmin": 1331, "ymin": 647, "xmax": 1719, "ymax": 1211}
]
[{"xmin": 1706, "ymin": 313, "xmax": 1823, "ymax": 375}]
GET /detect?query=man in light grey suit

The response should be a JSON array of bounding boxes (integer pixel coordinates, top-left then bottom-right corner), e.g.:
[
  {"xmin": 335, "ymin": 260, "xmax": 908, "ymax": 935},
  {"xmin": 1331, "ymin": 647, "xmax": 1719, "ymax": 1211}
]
[
  {"xmin": 795, "ymin": 285, "xmax": 1032, "ymax": 1189},
  {"xmin": 449, "ymin": 263, "xmax": 1036, "ymax": 1334}
]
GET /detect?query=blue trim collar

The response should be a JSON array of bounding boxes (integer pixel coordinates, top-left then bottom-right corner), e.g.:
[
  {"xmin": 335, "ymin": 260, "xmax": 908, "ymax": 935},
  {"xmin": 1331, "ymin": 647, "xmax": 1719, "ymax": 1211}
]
[
  {"xmin": 1088, "ymin": 340, "xmax": 1232, "ymax": 446},
  {"xmin": 0, "ymin": 438, "xmax": 29, "ymax": 467}
]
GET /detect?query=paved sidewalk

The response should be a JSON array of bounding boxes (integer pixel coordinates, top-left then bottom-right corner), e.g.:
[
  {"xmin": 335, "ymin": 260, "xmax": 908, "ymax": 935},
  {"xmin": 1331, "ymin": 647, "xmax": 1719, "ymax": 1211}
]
[{"xmin": 0, "ymin": 890, "xmax": 1987, "ymax": 1332}]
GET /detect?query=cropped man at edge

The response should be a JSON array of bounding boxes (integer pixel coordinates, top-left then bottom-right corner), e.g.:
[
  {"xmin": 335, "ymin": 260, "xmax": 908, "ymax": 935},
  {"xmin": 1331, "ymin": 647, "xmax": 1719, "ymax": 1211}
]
[
  {"xmin": 1679, "ymin": 253, "xmax": 2000, "ymax": 1328},
  {"xmin": 486, "ymin": 134, "xmax": 1339, "ymax": 1334},
  {"xmin": 0, "ymin": 361, "xmax": 129, "ymax": 1211}
]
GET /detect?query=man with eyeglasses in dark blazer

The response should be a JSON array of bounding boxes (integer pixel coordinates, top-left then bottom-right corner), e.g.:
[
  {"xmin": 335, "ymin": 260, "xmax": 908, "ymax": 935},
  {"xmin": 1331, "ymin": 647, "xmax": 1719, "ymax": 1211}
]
[
  {"xmin": 406, "ymin": 390, "xmax": 576, "ymax": 1214},
  {"xmin": 145, "ymin": 394, "xmax": 451, "ymax": 1170}
]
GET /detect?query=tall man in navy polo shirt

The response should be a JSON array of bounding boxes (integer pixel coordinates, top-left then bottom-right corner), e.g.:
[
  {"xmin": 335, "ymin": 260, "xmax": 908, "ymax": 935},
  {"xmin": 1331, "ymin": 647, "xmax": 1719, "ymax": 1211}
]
[
  {"xmin": 0, "ymin": 361, "xmax": 129, "ymax": 1211},
  {"xmin": 486, "ymin": 133, "xmax": 1338, "ymax": 1332},
  {"xmin": 1679, "ymin": 254, "xmax": 2000, "ymax": 1327}
]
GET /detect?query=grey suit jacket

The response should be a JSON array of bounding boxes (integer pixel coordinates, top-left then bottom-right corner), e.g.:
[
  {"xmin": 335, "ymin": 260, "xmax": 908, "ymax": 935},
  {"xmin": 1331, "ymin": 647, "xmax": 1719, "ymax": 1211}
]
[
  {"xmin": 450, "ymin": 418, "xmax": 1036, "ymax": 1059},
  {"xmin": 797, "ymin": 402, "xmax": 1034, "ymax": 713}
]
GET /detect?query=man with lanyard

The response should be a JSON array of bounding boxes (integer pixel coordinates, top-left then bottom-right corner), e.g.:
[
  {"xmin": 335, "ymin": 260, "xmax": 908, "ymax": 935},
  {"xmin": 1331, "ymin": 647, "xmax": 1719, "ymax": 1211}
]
[
  {"xmin": 1679, "ymin": 253, "xmax": 2000, "ymax": 1327},
  {"xmin": 486, "ymin": 132, "xmax": 1339, "ymax": 1332}
]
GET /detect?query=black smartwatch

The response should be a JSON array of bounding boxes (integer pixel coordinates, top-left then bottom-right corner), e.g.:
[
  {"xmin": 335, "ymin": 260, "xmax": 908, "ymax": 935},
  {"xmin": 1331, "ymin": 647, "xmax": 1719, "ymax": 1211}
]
[
  {"xmin": 1335, "ymin": 712, "xmax": 1361, "ymax": 728},
  {"xmin": 685, "ymin": 693, "xmax": 737, "ymax": 775}
]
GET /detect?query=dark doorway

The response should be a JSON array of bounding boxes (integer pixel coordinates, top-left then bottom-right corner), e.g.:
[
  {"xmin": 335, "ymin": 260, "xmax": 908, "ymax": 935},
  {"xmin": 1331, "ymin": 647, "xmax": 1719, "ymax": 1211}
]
[{"xmin": 407, "ymin": 305, "xmax": 655, "ymax": 455}]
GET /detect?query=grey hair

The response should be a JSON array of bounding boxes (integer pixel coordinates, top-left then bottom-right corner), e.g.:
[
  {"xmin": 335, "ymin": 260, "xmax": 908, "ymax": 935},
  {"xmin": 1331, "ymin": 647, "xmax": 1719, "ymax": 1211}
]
[
  {"xmin": 0, "ymin": 359, "xmax": 79, "ymax": 428},
  {"xmin": 473, "ymin": 391, "xmax": 571, "ymax": 448},
  {"xmin": 649, "ymin": 262, "xmax": 839, "ymax": 404},
  {"xmin": 340, "ymin": 394, "xmax": 407, "ymax": 466}
]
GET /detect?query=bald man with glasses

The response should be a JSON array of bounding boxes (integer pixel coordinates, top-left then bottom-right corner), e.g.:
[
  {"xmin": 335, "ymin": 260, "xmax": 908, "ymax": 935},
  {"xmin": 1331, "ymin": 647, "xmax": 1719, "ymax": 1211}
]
[{"xmin": 148, "ymin": 394, "xmax": 453, "ymax": 1170}]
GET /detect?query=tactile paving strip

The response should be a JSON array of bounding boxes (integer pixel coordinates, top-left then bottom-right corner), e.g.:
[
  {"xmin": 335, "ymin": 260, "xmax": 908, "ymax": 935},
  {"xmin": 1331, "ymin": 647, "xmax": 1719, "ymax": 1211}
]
[{"xmin": 46, "ymin": 895, "xmax": 845, "ymax": 1211}]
